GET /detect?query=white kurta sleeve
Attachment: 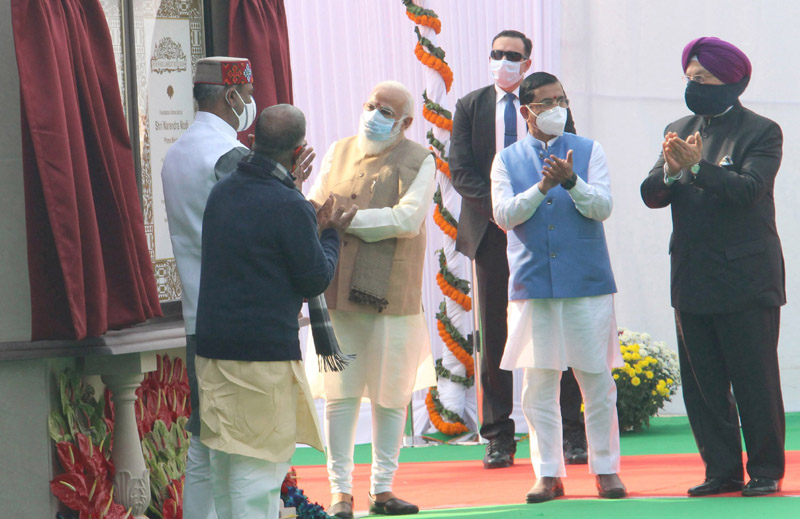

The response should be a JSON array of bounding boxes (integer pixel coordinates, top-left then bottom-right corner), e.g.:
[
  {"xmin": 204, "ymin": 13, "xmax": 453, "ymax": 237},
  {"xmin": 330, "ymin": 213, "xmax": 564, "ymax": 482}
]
[
  {"xmin": 567, "ymin": 141, "xmax": 613, "ymax": 221},
  {"xmin": 307, "ymin": 142, "xmax": 337, "ymax": 205},
  {"xmin": 346, "ymin": 154, "xmax": 436, "ymax": 242},
  {"xmin": 491, "ymin": 153, "xmax": 546, "ymax": 231}
]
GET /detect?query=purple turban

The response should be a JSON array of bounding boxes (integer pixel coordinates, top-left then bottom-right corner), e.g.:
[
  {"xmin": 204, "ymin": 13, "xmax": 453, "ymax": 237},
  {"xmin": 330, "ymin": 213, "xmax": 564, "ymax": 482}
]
[{"xmin": 681, "ymin": 37, "xmax": 752, "ymax": 84}]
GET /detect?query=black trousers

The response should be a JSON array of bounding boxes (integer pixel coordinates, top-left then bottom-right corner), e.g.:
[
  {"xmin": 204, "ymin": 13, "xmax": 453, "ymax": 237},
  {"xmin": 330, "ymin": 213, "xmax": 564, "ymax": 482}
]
[
  {"xmin": 475, "ymin": 224, "xmax": 514, "ymax": 441},
  {"xmin": 560, "ymin": 368, "xmax": 585, "ymax": 438},
  {"xmin": 676, "ymin": 307, "xmax": 785, "ymax": 480}
]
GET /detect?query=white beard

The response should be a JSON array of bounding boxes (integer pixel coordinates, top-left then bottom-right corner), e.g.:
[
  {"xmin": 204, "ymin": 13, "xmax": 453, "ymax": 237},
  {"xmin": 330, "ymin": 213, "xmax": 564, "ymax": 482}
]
[{"xmin": 356, "ymin": 127, "xmax": 403, "ymax": 156}]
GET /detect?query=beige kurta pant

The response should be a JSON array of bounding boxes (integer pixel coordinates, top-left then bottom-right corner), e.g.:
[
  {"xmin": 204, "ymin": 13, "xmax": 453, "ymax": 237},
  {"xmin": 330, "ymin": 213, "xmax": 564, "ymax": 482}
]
[{"xmin": 197, "ymin": 357, "xmax": 323, "ymax": 463}]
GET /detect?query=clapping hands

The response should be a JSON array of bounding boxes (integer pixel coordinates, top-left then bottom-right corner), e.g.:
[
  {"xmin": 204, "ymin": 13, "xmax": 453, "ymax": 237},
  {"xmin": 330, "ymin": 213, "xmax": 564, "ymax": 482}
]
[{"xmin": 663, "ymin": 131, "xmax": 703, "ymax": 176}]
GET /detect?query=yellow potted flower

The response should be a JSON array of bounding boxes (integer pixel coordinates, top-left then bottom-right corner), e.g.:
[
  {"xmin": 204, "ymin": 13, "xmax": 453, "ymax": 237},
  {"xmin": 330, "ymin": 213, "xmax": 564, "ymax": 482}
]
[{"xmin": 614, "ymin": 328, "xmax": 681, "ymax": 431}]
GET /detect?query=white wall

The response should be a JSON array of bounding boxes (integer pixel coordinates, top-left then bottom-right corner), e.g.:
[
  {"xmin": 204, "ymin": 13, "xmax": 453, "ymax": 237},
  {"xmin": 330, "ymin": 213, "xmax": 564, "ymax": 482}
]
[
  {"xmin": 0, "ymin": 0, "xmax": 31, "ymax": 342},
  {"xmin": 560, "ymin": 0, "xmax": 800, "ymax": 412}
]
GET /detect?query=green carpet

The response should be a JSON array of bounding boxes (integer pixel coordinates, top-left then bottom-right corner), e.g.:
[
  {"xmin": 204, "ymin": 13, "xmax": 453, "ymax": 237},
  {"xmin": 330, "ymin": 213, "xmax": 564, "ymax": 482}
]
[
  {"xmin": 291, "ymin": 412, "xmax": 800, "ymax": 466},
  {"xmin": 408, "ymin": 497, "xmax": 800, "ymax": 519}
]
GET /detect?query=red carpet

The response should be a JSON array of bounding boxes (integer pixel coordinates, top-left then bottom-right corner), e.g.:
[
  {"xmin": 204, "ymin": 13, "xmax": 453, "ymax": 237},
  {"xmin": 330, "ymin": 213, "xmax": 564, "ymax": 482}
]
[{"xmin": 296, "ymin": 451, "xmax": 800, "ymax": 509}]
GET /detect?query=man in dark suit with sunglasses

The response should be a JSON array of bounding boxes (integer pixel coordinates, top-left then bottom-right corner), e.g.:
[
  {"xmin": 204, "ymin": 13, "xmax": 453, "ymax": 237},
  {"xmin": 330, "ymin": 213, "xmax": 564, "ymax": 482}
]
[{"xmin": 450, "ymin": 30, "xmax": 531, "ymax": 469}]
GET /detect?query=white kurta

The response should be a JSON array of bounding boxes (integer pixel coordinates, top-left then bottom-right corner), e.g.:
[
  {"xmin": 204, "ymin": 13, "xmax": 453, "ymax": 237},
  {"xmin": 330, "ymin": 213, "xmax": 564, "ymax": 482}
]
[
  {"xmin": 305, "ymin": 141, "xmax": 438, "ymax": 407},
  {"xmin": 490, "ymin": 135, "xmax": 622, "ymax": 374},
  {"xmin": 161, "ymin": 111, "xmax": 247, "ymax": 334}
]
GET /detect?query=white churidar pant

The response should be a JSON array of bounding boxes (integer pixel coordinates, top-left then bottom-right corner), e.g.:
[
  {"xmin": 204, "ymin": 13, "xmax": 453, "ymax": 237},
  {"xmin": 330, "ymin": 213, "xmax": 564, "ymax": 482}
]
[
  {"xmin": 183, "ymin": 439, "xmax": 217, "ymax": 519},
  {"xmin": 522, "ymin": 367, "xmax": 620, "ymax": 477},
  {"xmin": 207, "ymin": 449, "xmax": 290, "ymax": 519},
  {"xmin": 325, "ymin": 397, "xmax": 406, "ymax": 495}
]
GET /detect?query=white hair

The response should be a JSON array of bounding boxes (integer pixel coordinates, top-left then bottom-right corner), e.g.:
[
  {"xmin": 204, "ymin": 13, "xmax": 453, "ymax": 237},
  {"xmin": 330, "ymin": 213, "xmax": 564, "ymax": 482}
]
[{"xmin": 373, "ymin": 80, "xmax": 414, "ymax": 117}]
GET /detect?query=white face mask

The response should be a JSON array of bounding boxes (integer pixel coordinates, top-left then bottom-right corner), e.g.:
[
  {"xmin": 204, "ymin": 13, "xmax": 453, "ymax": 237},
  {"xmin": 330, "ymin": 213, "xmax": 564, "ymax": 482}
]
[
  {"xmin": 490, "ymin": 59, "xmax": 524, "ymax": 90},
  {"xmin": 530, "ymin": 106, "xmax": 567, "ymax": 137},
  {"xmin": 229, "ymin": 89, "xmax": 257, "ymax": 132}
]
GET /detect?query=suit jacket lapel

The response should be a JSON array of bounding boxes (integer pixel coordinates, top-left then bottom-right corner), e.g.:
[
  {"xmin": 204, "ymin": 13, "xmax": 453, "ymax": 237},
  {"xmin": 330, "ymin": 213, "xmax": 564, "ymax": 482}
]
[{"xmin": 476, "ymin": 86, "xmax": 497, "ymax": 170}]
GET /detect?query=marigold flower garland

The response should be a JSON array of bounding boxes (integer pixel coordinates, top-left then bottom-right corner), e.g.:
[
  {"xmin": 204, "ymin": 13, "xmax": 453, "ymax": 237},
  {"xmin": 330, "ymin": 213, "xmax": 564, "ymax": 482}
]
[
  {"xmin": 435, "ymin": 358, "xmax": 474, "ymax": 387},
  {"xmin": 435, "ymin": 301, "xmax": 474, "ymax": 376},
  {"xmin": 426, "ymin": 388, "xmax": 469, "ymax": 436},
  {"xmin": 436, "ymin": 249, "xmax": 472, "ymax": 311},
  {"xmin": 406, "ymin": 0, "xmax": 473, "ymax": 436},
  {"xmin": 412, "ymin": 27, "xmax": 453, "ymax": 92},
  {"xmin": 422, "ymin": 91, "xmax": 453, "ymax": 132},
  {"xmin": 402, "ymin": 0, "xmax": 442, "ymax": 33},
  {"xmin": 433, "ymin": 186, "xmax": 457, "ymax": 240}
]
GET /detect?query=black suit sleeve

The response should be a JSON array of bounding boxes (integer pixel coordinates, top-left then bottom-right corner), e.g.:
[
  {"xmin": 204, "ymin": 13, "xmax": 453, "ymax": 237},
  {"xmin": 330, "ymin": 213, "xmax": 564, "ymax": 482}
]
[
  {"xmin": 450, "ymin": 96, "xmax": 493, "ymax": 219},
  {"xmin": 693, "ymin": 122, "xmax": 782, "ymax": 207},
  {"xmin": 641, "ymin": 125, "xmax": 676, "ymax": 209}
]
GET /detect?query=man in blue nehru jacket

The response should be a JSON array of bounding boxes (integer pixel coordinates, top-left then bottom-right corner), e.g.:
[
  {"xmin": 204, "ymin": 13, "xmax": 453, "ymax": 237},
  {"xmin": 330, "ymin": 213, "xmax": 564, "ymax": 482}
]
[{"xmin": 491, "ymin": 72, "xmax": 625, "ymax": 503}]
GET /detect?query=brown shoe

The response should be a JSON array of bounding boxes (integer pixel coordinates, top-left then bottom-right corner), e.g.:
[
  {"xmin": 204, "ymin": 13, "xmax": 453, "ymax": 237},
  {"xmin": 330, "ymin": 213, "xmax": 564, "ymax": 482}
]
[
  {"xmin": 525, "ymin": 477, "xmax": 564, "ymax": 503},
  {"xmin": 327, "ymin": 494, "xmax": 353, "ymax": 518},
  {"xmin": 596, "ymin": 473, "xmax": 627, "ymax": 499}
]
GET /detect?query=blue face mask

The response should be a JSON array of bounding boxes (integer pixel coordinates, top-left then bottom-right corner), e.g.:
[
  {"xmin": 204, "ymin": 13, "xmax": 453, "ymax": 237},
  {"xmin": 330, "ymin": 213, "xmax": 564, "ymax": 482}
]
[{"xmin": 360, "ymin": 109, "xmax": 405, "ymax": 141}]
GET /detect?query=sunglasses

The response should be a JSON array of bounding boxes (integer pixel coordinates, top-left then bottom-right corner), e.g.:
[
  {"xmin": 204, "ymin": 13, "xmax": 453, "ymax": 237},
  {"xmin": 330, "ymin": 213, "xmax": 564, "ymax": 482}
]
[{"xmin": 490, "ymin": 49, "xmax": 527, "ymax": 62}]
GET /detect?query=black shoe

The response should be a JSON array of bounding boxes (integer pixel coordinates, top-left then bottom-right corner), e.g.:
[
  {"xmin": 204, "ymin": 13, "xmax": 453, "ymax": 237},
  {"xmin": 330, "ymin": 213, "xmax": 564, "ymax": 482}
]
[
  {"xmin": 687, "ymin": 478, "xmax": 744, "ymax": 496},
  {"xmin": 526, "ymin": 477, "xmax": 565, "ymax": 503},
  {"xmin": 368, "ymin": 495, "xmax": 419, "ymax": 515},
  {"xmin": 483, "ymin": 437, "xmax": 516, "ymax": 469},
  {"xmin": 742, "ymin": 477, "xmax": 781, "ymax": 496},
  {"xmin": 563, "ymin": 432, "xmax": 588, "ymax": 465}
]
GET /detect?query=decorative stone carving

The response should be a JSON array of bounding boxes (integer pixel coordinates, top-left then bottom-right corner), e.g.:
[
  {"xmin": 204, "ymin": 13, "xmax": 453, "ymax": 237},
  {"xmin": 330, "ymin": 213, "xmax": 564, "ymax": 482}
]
[
  {"xmin": 114, "ymin": 469, "xmax": 151, "ymax": 517},
  {"xmin": 101, "ymin": 367, "xmax": 154, "ymax": 519}
]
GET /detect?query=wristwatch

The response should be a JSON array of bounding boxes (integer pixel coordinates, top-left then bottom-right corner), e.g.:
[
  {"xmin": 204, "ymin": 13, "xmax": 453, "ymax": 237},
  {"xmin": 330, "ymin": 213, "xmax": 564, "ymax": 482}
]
[
  {"xmin": 561, "ymin": 172, "xmax": 578, "ymax": 190},
  {"xmin": 689, "ymin": 162, "xmax": 701, "ymax": 177}
]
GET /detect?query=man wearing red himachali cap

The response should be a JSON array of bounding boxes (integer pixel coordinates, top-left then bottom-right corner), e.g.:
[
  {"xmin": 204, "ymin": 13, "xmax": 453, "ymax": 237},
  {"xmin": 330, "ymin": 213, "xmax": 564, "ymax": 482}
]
[
  {"xmin": 641, "ymin": 37, "xmax": 786, "ymax": 497},
  {"xmin": 161, "ymin": 56, "xmax": 256, "ymax": 519}
]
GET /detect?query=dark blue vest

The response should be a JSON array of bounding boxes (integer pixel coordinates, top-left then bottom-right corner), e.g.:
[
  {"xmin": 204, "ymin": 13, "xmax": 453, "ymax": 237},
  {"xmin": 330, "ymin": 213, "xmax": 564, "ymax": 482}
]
[{"xmin": 500, "ymin": 133, "xmax": 616, "ymax": 300}]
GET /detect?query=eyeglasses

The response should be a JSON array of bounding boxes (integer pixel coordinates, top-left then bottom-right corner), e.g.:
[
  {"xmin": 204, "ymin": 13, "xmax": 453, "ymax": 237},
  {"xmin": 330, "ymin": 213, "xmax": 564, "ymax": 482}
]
[
  {"xmin": 364, "ymin": 102, "xmax": 397, "ymax": 119},
  {"xmin": 683, "ymin": 74, "xmax": 713, "ymax": 84},
  {"xmin": 490, "ymin": 49, "xmax": 527, "ymax": 62},
  {"xmin": 528, "ymin": 97, "xmax": 569, "ymax": 110}
]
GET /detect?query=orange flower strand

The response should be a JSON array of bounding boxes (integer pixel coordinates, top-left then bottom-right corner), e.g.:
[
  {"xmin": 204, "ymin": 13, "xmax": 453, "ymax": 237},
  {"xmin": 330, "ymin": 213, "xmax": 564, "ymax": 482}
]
[
  {"xmin": 436, "ymin": 320, "xmax": 475, "ymax": 376},
  {"xmin": 436, "ymin": 272, "xmax": 472, "ymax": 311},
  {"xmin": 413, "ymin": 43, "xmax": 453, "ymax": 92},
  {"xmin": 422, "ymin": 106, "xmax": 453, "ymax": 132},
  {"xmin": 433, "ymin": 205, "xmax": 457, "ymax": 240},
  {"xmin": 406, "ymin": 10, "xmax": 442, "ymax": 34},
  {"xmin": 434, "ymin": 155, "xmax": 451, "ymax": 178},
  {"xmin": 426, "ymin": 389, "xmax": 468, "ymax": 435}
]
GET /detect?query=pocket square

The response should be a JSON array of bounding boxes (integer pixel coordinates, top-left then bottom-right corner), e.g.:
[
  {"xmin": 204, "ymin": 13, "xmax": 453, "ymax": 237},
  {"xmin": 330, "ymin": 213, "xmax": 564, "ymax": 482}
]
[{"xmin": 719, "ymin": 155, "xmax": 734, "ymax": 167}]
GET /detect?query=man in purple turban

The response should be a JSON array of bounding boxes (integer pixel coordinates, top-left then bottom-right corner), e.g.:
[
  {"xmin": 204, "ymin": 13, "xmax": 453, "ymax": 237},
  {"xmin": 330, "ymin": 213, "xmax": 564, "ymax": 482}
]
[{"xmin": 641, "ymin": 37, "xmax": 786, "ymax": 497}]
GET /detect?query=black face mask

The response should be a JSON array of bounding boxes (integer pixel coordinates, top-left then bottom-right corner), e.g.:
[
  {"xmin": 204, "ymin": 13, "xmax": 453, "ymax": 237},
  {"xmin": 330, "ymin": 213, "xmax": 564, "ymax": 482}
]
[{"xmin": 684, "ymin": 76, "xmax": 750, "ymax": 116}]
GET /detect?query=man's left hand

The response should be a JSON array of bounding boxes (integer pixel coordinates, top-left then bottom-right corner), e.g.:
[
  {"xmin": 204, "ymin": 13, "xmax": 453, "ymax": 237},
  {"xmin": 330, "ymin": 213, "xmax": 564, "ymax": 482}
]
[{"xmin": 542, "ymin": 149, "xmax": 574, "ymax": 184}]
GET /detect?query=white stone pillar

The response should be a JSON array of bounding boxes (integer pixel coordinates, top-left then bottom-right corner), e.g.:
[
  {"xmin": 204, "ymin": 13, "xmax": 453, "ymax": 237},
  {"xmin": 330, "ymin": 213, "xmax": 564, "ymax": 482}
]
[{"xmin": 86, "ymin": 352, "xmax": 157, "ymax": 519}]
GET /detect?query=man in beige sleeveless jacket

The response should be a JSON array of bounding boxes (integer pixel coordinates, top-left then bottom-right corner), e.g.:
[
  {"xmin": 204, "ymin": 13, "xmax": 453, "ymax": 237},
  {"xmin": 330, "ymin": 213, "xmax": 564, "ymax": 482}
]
[{"xmin": 307, "ymin": 81, "xmax": 437, "ymax": 518}]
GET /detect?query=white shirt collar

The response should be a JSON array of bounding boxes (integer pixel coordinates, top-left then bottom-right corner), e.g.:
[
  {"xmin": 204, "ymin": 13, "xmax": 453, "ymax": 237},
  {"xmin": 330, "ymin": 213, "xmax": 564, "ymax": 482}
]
[
  {"xmin": 494, "ymin": 84, "xmax": 521, "ymax": 104},
  {"xmin": 194, "ymin": 110, "xmax": 238, "ymax": 138}
]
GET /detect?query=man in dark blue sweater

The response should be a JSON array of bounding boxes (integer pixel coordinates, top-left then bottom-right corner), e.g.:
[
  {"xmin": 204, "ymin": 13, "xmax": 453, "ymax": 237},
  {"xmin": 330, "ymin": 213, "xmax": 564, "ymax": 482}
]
[{"xmin": 194, "ymin": 104, "xmax": 356, "ymax": 519}]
